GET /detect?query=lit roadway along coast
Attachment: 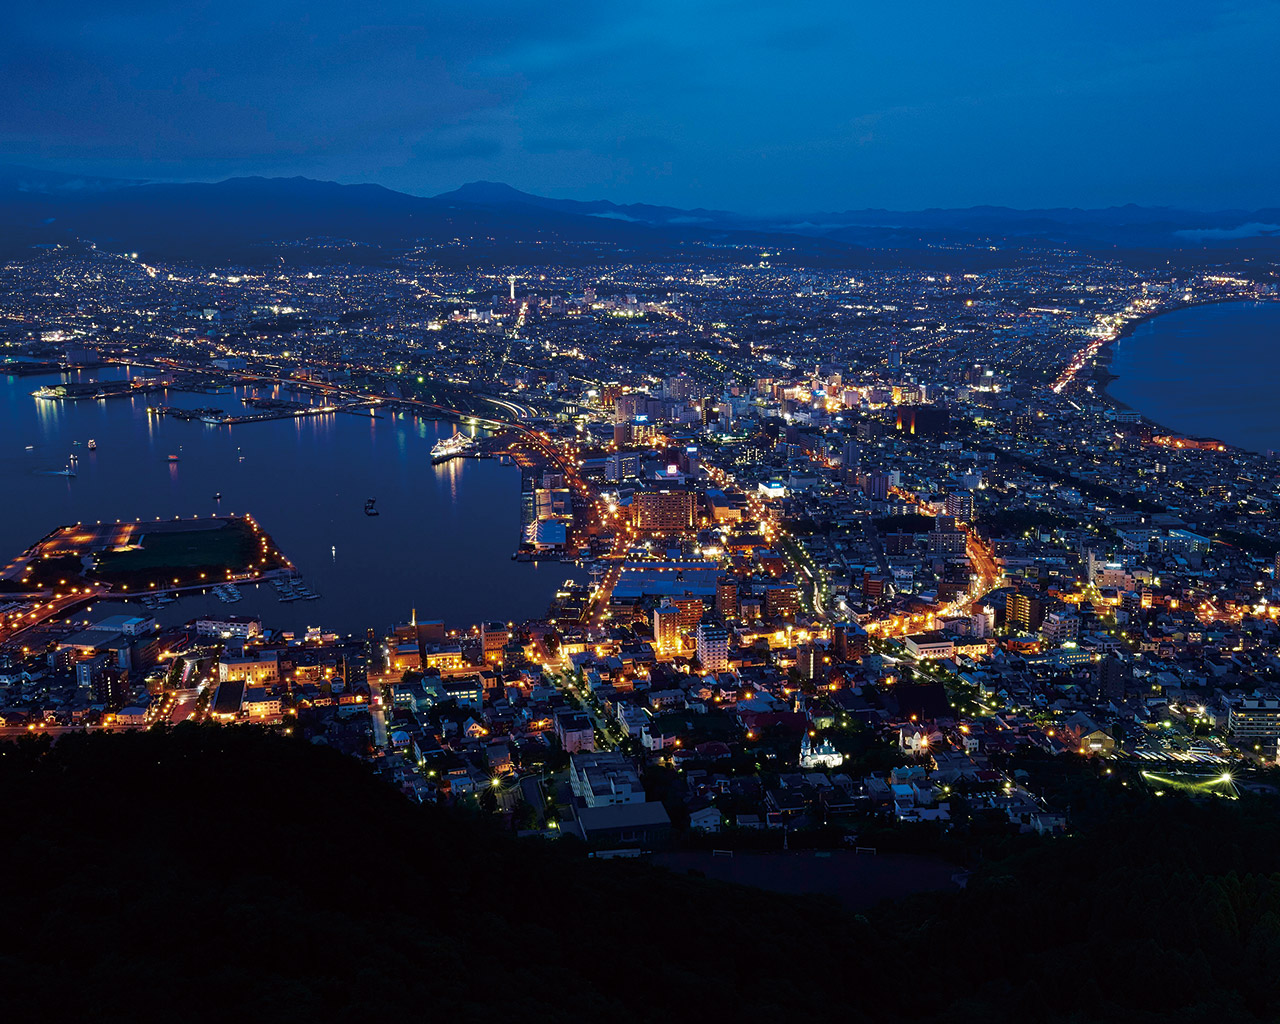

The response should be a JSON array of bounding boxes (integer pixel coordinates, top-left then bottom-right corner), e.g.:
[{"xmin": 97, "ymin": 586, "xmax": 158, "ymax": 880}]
[
  {"xmin": 0, "ymin": 543, "xmax": 106, "ymax": 646},
  {"xmin": 0, "ymin": 588, "xmax": 104, "ymax": 648}
]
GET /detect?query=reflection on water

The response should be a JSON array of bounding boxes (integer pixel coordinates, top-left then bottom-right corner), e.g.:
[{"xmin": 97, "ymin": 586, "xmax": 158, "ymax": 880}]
[{"xmin": 0, "ymin": 367, "xmax": 579, "ymax": 634}]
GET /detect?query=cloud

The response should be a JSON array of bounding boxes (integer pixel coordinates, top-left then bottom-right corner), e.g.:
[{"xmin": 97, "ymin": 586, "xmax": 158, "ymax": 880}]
[{"xmin": 1, "ymin": 1, "xmax": 1279, "ymax": 209}]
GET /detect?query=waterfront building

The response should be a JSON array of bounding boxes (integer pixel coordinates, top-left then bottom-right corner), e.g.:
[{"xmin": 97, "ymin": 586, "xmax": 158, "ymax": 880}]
[{"xmin": 196, "ymin": 615, "xmax": 262, "ymax": 640}]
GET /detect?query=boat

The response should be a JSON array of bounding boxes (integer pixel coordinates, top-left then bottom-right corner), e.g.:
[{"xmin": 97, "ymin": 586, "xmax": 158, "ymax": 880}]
[
  {"xmin": 431, "ymin": 430, "xmax": 476, "ymax": 464},
  {"xmin": 364, "ymin": 497, "xmax": 379, "ymax": 517},
  {"xmin": 167, "ymin": 454, "xmax": 180, "ymax": 462},
  {"xmin": 86, "ymin": 439, "xmax": 96, "ymax": 450},
  {"xmin": 51, "ymin": 465, "xmax": 76, "ymax": 477},
  {"xmin": 213, "ymin": 492, "xmax": 222, "ymax": 500},
  {"xmin": 94, "ymin": 390, "xmax": 106, "ymax": 400}
]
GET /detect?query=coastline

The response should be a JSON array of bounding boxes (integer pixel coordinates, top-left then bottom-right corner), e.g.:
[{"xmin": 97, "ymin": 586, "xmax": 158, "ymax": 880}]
[{"xmin": 1088, "ymin": 296, "xmax": 1280, "ymax": 452}]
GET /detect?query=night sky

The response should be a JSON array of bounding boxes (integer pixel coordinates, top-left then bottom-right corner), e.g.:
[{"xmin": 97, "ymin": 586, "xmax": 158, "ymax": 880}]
[{"xmin": 4, "ymin": 1, "xmax": 1278, "ymax": 211}]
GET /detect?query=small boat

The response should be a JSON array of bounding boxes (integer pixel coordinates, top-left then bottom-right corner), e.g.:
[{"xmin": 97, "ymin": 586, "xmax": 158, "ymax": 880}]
[
  {"xmin": 167, "ymin": 454, "xmax": 180, "ymax": 462},
  {"xmin": 364, "ymin": 498, "xmax": 379, "ymax": 517},
  {"xmin": 213, "ymin": 492, "xmax": 222, "ymax": 500},
  {"xmin": 86, "ymin": 439, "xmax": 97, "ymax": 450},
  {"xmin": 51, "ymin": 465, "xmax": 76, "ymax": 477}
]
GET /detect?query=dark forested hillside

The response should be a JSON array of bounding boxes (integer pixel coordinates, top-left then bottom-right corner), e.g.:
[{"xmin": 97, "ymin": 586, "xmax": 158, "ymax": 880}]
[{"xmin": 1, "ymin": 727, "xmax": 1277, "ymax": 1023}]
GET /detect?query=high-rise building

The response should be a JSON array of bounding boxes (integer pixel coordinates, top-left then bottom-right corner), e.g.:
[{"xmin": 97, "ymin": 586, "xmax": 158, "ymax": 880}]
[
  {"xmin": 715, "ymin": 576, "xmax": 738, "ymax": 622},
  {"xmin": 1040, "ymin": 612, "xmax": 1080, "ymax": 644},
  {"xmin": 833, "ymin": 622, "xmax": 869, "ymax": 662},
  {"xmin": 695, "ymin": 624, "xmax": 729, "ymax": 673},
  {"xmin": 652, "ymin": 600, "xmax": 681, "ymax": 655},
  {"xmin": 864, "ymin": 471, "xmax": 890, "ymax": 502},
  {"xmin": 944, "ymin": 492, "xmax": 974, "ymax": 522},
  {"xmin": 606, "ymin": 451, "xmax": 642, "ymax": 481},
  {"xmin": 763, "ymin": 584, "xmax": 799, "ymax": 622},
  {"xmin": 1006, "ymin": 591, "xmax": 1045, "ymax": 631},
  {"xmin": 482, "ymin": 622, "xmax": 510, "ymax": 664},
  {"xmin": 1096, "ymin": 654, "xmax": 1129, "ymax": 703}
]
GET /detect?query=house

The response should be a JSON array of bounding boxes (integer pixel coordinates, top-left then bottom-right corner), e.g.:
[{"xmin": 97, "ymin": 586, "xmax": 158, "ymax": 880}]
[{"xmin": 688, "ymin": 803, "xmax": 722, "ymax": 832}]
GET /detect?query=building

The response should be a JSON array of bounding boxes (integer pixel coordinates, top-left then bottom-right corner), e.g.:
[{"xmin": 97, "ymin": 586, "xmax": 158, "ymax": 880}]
[
  {"xmin": 799, "ymin": 731, "xmax": 844, "ymax": 769},
  {"xmin": 573, "ymin": 802, "xmax": 671, "ymax": 847},
  {"xmin": 555, "ymin": 711, "xmax": 595, "ymax": 753},
  {"xmin": 195, "ymin": 615, "xmax": 262, "ymax": 640},
  {"xmin": 481, "ymin": 622, "xmax": 510, "ymax": 665},
  {"xmin": 695, "ymin": 623, "xmax": 730, "ymax": 672},
  {"xmin": 632, "ymin": 489, "xmax": 696, "ymax": 532},
  {"xmin": 944, "ymin": 492, "xmax": 974, "ymax": 522},
  {"xmin": 763, "ymin": 584, "xmax": 799, "ymax": 622},
  {"xmin": 1230, "ymin": 698, "xmax": 1280, "ymax": 743},
  {"xmin": 218, "ymin": 650, "xmax": 279, "ymax": 685},
  {"xmin": 606, "ymin": 451, "xmax": 642, "ymax": 481},
  {"xmin": 833, "ymin": 621, "xmax": 869, "ymax": 661},
  {"xmin": 904, "ymin": 632, "xmax": 955, "ymax": 660},
  {"xmin": 569, "ymin": 752, "xmax": 645, "ymax": 807},
  {"xmin": 928, "ymin": 527, "xmax": 967, "ymax": 554},
  {"xmin": 1041, "ymin": 612, "xmax": 1080, "ymax": 644},
  {"xmin": 715, "ymin": 576, "xmax": 738, "ymax": 622},
  {"xmin": 85, "ymin": 613, "xmax": 155, "ymax": 637},
  {"xmin": 242, "ymin": 687, "xmax": 282, "ymax": 719},
  {"xmin": 652, "ymin": 600, "xmax": 682, "ymax": 655},
  {"xmin": 1006, "ymin": 591, "xmax": 1045, "ymax": 631},
  {"xmin": 1096, "ymin": 654, "xmax": 1130, "ymax": 703}
]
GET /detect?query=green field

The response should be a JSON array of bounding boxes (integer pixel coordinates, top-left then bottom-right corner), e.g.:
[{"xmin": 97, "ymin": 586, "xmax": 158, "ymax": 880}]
[{"xmin": 92, "ymin": 518, "xmax": 284, "ymax": 586}]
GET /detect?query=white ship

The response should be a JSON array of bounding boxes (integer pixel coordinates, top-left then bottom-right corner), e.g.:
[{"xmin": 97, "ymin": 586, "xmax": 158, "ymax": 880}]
[{"xmin": 431, "ymin": 430, "xmax": 475, "ymax": 464}]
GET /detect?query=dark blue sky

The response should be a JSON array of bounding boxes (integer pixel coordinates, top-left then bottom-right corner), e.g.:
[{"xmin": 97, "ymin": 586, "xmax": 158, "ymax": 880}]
[{"xmin": 4, "ymin": 0, "xmax": 1278, "ymax": 211}]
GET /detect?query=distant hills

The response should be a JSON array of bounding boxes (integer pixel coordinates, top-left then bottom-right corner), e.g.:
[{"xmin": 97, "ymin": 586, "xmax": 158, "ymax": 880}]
[{"xmin": 0, "ymin": 162, "xmax": 1276, "ymax": 262}]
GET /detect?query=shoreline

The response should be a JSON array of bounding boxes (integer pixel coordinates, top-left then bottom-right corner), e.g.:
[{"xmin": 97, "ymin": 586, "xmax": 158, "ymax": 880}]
[{"xmin": 1087, "ymin": 296, "xmax": 1280, "ymax": 453}]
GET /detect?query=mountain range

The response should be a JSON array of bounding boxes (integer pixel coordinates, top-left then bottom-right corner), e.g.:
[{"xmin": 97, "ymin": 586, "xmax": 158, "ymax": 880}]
[{"xmin": 1, "ymin": 163, "xmax": 1277, "ymax": 263}]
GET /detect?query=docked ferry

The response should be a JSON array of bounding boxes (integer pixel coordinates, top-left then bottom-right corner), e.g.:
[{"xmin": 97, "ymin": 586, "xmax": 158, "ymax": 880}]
[{"xmin": 431, "ymin": 430, "xmax": 475, "ymax": 464}]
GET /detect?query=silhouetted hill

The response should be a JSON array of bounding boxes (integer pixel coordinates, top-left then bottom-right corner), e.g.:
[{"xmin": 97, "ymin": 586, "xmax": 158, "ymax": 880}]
[
  {"xmin": 3, "ymin": 727, "xmax": 1280, "ymax": 1023},
  {"xmin": 0, "ymin": 163, "xmax": 1276, "ymax": 261},
  {"xmin": 0, "ymin": 167, "xmax": 855, "ymax": 263}
]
